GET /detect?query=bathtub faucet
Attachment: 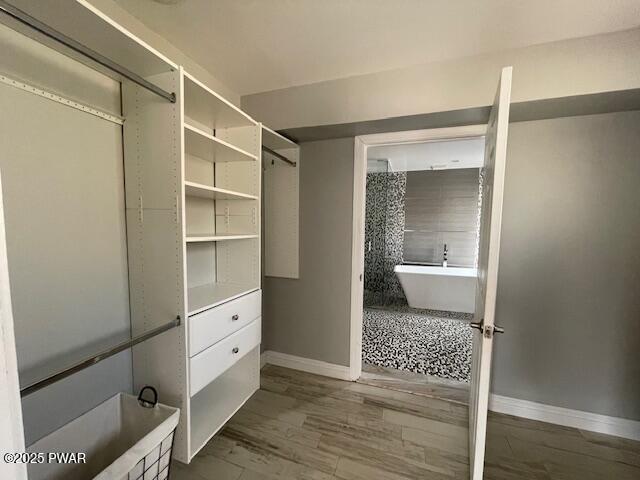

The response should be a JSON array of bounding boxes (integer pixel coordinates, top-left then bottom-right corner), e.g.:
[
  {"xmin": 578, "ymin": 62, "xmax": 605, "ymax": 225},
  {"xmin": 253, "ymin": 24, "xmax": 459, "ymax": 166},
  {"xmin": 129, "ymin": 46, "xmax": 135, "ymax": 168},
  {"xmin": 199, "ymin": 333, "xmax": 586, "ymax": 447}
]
[{"xmin": 443, "ymin": 244, "xmax": 448, "ymax": 268}]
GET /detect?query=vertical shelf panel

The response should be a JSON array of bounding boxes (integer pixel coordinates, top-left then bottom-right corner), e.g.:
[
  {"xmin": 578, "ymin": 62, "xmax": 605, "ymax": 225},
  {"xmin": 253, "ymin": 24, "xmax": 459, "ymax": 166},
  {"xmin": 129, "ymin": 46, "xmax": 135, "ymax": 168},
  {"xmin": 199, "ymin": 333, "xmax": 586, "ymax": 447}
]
[{"xmin": 123, "ymin": 69, "xmax": 190, "ymax": 462}]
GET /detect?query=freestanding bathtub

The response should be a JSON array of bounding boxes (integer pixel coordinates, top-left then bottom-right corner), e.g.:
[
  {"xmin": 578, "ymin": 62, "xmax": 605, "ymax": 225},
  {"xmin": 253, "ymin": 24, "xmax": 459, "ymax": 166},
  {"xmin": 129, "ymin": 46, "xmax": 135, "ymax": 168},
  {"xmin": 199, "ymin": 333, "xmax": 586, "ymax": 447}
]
[{"xmin": 394, "ymin": 264, "xmax": 477, "ymax": 313}]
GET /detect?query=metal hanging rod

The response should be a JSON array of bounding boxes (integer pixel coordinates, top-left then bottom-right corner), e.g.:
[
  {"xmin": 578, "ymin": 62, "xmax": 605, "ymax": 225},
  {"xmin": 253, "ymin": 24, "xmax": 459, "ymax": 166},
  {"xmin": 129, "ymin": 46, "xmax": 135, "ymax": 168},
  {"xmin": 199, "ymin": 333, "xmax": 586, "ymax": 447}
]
[
  {"xmin": 0, "ymin": 0, "xmax": 176, "ymax": 103},
  {"xmin": 20, "ymin": 316, "xmax": 181, "ymax": 397},
  {"xmin": 262, "ymin": 146, "xmax": 297, "ymax": 167}
]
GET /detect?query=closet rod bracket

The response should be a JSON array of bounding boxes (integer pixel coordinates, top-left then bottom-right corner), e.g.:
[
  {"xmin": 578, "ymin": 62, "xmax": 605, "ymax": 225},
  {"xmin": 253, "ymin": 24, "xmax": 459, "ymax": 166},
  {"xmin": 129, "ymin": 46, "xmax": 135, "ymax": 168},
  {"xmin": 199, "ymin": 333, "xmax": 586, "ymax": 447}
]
[{"xmin": 262, "ymin": 146, "xmax": 297, "ymax": 167}]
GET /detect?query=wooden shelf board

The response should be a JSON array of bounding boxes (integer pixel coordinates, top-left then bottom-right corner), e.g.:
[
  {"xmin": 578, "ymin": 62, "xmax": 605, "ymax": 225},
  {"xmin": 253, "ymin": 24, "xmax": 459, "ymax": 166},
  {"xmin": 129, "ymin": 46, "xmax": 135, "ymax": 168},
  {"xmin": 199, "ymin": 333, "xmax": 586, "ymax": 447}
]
[
  {"xmin": 184, "ymin": 181, "xmax": 258, "ymax": 201},
  {"xmin": 184, "ymin": 72, "xmax": 256, "ymax": 130},
  {"xmin": 187, "ymin": 282, "xmax": 259, "ymax": 316},
  {"xmin": 185, "ymin": 123, "xmax": 257, "ymax": 163}
]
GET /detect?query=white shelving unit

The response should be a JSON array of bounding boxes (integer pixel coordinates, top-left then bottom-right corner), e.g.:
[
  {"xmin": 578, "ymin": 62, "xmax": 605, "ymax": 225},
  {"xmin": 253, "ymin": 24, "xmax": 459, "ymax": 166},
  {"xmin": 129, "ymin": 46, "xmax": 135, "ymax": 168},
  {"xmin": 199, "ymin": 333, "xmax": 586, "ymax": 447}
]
[
  {"xmin": 182, "ymin": 68, "xmax": 261, "ymax": 460},
  {"xmin": 123, "ymin": 66, "xmax": 262, "ymax": 462},
  {"xmin": 2, "ymin": 1, "xmax": 263, "ymax": 469}
]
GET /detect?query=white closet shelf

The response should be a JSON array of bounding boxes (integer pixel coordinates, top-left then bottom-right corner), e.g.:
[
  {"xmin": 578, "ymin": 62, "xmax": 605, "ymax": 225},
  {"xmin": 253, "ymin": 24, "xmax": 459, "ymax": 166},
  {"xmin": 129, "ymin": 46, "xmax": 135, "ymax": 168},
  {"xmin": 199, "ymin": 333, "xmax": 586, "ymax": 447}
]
[
  {"xmin": 7, "ymin": 1, "xmax": 177, "ymax": 79},
  {"xmin": 188, "ymin": 282, "xmax": 259, "ymax": 316},
  {"xmin": 189, "ymin": 349, "xmax": 258, "ymax": 460},
  {"xmin": 262, "ymin": 125, "xmax": 297, "ymax": 151},
  {"xmin": 185, "ymin": 123, "xmax": 257, "ymax": 163},
  {"xmin": 185, "ymin": 234, "xmax": 258, "ymax": 243},
  {"xmin": 184, "ymin": 181, "xmax": 258, "ymax": 201},
  {"xmin": 184, "ymin": 72, "xmax": 256, "ymax": 130}
]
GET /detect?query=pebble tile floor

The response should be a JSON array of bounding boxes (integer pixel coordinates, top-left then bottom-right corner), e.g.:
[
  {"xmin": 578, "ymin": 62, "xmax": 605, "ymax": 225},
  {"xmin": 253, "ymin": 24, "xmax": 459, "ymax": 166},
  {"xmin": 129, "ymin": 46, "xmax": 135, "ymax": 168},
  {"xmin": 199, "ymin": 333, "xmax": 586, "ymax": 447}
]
[{"xmin": 362, "ymin": 307, "xmax": 472, "ymax": 382}]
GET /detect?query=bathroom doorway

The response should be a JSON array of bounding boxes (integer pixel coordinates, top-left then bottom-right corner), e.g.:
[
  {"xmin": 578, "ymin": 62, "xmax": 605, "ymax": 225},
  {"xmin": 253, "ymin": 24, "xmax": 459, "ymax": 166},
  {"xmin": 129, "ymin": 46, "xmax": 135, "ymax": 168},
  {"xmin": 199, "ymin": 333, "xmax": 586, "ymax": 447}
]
[{"xmin": 349, "ymin": 126, "xmax": 486, "ymax": 400}]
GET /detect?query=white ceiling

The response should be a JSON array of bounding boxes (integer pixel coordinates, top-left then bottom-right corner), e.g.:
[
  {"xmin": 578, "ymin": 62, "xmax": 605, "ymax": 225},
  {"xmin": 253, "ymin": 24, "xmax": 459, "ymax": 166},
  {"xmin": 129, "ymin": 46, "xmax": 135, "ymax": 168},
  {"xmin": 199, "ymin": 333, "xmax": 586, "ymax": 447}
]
[
  {"xmin": 368, "ymin": 137, "xmax": 485, "ymax": 172},
  {"xmin": 114, "ymin": 0, "xmax": 640, "ymax": 95}
]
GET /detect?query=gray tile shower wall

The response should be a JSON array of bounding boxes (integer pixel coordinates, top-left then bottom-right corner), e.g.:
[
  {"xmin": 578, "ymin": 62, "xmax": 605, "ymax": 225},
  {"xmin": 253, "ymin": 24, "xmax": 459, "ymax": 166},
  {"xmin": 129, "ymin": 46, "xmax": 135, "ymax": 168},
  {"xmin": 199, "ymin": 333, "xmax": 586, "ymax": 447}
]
[
  {"xmin": 404, "ymin": 168, "xmax": 481, "ymax": 267},
  {"xmin": 364, "ymin": 171, "xmax": 407, "ymax": 305}
]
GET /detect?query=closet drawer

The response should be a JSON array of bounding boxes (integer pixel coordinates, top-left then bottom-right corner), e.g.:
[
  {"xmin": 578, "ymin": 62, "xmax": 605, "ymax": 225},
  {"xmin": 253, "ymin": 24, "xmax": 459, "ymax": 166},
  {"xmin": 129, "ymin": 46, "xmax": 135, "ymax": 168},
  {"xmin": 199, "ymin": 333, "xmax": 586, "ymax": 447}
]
[
  {"xmin": 188, "ymin": 290, "xmax": 261, "ymax": 356},
  {"xmin": 189, "ymin": 317, "xmax": 261, "ymax": 396}
]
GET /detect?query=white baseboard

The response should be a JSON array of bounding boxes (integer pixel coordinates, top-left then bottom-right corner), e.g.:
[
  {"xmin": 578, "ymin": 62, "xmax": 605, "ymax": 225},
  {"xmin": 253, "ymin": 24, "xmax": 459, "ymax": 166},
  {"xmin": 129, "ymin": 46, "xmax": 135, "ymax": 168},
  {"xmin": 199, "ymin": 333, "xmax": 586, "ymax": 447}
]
[
  {"xmin": 490, "ymin": 394, "xmax": 640, "ymax": 441},
  {"xmin": 260, "ymin": 350, "xmax": 352, "ymax": 381},
  {"xmin": 260, "ymin": 351, "xmax": 268, "ymax": 369}
]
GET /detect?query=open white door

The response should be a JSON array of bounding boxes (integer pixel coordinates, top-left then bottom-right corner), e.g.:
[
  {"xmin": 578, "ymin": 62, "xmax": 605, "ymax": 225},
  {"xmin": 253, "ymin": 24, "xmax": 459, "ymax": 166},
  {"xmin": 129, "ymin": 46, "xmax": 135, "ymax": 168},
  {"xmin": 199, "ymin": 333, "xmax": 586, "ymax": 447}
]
[
  {"xmin": 0, "ymin": 170, "xmax": 27, "ymax": 480},
  {"xmin": 469, "ymin": 66, "xmax": 512, "ymax": 480}
]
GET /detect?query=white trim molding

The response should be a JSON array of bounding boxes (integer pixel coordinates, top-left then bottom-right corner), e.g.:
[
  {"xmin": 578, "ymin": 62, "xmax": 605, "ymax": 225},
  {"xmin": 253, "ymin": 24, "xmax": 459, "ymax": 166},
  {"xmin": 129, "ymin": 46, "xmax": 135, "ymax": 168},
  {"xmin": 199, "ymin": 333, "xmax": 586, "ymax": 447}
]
[
  {"xmin": 490, "ymin": 394, "xmax": 640, "ymax": 441},
  {"xmin": 261, "ymin": 350, "xmax": 352, "ymax": 381},
  {"xmin": 260, "ymin": 351, "xmax": 268, "ymax": 369},
  {"xmin": 349, "ymin": 136, "xmax": 366, "ymax": 382}
]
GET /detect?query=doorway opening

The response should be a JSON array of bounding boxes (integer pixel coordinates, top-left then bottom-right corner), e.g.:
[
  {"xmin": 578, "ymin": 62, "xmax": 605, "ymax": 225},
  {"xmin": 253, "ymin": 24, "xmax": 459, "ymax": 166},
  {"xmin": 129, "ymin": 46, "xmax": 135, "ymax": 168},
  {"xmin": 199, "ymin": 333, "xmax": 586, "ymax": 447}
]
[{"xmin": 350, "ymin": 126, "xmax": 486, "ymax": 402}]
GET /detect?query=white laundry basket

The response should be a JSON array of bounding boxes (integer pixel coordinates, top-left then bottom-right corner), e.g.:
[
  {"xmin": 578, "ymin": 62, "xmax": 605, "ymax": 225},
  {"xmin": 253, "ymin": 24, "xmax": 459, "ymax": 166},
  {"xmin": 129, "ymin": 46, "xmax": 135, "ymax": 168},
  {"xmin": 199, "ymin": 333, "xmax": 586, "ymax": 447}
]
[{"xmin": 27, "ymin": 387, "xmax": 180, "ymax": 480}]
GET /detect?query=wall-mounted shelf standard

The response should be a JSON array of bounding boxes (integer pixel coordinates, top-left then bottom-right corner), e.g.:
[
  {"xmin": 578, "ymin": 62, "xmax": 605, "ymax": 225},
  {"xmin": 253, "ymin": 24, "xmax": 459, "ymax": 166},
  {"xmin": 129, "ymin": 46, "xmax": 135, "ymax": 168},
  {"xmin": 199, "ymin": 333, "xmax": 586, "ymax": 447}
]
[
  {"xmin": 185, "ymin": 123, "xmax": 257, "ymax": 164},
  {"xmin": 184, "ymin": 181, "xmax": 258, "ymax": 201}
]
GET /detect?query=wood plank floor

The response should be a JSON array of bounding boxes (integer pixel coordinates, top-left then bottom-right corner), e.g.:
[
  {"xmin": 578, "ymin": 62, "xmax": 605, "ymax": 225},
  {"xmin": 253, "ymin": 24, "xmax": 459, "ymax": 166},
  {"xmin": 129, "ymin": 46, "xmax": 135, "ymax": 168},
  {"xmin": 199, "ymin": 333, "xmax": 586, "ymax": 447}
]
[
  {"xmin": 173, "ymin": 365, "xmax": 640, "ymax": 480},
  {"xmin": 359, "ymin": 363, "xmax": 470, "ymax": 405}
]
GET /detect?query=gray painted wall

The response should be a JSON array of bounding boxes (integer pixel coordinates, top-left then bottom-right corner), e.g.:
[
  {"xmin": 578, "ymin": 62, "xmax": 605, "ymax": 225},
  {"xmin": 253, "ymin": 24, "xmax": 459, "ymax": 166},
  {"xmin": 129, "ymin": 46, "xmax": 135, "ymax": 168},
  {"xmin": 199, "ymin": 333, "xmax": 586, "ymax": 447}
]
[
  {"xmin": 263, "ymin": 111, "xmax": 640, "ymax": 420},
  {"xmin": 242, "ymin": 29, "xmax": 640, "ymax": 130},
  {"xmin": 263, "ymin": 138, "xmax": 354, "ymax": 366},
  {"xmin": 492, "ymin": 110, "xmax": 640, "ymax": 421},
  {"xmin": 1, "ymin": 25, "xmax": 132, "ymax": 444}
]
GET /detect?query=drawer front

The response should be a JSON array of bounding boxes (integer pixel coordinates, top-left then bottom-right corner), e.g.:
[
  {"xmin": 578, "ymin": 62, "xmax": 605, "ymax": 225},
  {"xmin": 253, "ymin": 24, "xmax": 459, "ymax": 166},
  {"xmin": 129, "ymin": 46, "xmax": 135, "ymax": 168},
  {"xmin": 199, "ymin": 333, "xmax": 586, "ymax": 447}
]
[
  {"xmin": 189, "ymin": 290, "xmax": 261, "ymax": 356},
  {"xmin": 189, "ymin": 317, "xmax": 261, "ymax": 396}
]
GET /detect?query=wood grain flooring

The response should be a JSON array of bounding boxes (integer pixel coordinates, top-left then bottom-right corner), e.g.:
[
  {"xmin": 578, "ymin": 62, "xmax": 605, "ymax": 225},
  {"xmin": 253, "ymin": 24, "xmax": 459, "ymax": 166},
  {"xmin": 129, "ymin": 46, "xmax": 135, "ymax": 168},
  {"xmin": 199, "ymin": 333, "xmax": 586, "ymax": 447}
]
[
  {"xmin": 172, "ymin": 365, "xmax": 640, "ymax": 480},
  {"xmin": 359, "ymin": 363, "xmax": 470, "ymax": 405}
]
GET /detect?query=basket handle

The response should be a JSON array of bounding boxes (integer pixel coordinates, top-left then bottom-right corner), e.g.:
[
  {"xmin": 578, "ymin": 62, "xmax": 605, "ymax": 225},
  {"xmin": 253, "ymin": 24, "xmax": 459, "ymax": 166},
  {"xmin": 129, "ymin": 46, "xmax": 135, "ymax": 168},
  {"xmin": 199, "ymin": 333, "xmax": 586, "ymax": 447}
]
[{"xmin": 138, "ymin": 386, "xmax": 158, "ymax": 408}]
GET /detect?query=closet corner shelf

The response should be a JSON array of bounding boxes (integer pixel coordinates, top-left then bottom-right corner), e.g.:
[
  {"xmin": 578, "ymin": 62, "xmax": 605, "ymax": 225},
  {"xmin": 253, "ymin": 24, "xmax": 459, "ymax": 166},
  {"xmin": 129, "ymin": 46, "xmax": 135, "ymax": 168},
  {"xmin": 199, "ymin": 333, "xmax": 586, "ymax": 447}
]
[
  {"xmin": 184, "ymin": 123, "xmax": 257, "ymax": 163},
  {"xmin": 185, "ymin": 234, "xmax": 258, "ymax": 243},
  {"xmin": 183, "ymin": 72, "xmax": 256, "ymax": 130},
  {"xmin": 184, "ymin": 181, "xmax": 258, "ymax": 201},
  {"xmin": 187, "ymin": 282, "xmax": 259, "ymax": 316}
]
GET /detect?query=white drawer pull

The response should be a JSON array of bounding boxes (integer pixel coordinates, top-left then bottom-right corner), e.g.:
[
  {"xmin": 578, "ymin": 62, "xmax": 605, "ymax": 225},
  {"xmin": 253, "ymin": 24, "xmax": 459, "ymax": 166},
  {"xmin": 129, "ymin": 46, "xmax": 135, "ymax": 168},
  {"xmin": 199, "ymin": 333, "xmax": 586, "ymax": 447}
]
[
  {"xmin": 232, "ymin": 347, "xmax": 239, "ymax": 354},
  {"xmin": 232, "ymin": 314, "xmax": 239, "ymax": 321}
]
